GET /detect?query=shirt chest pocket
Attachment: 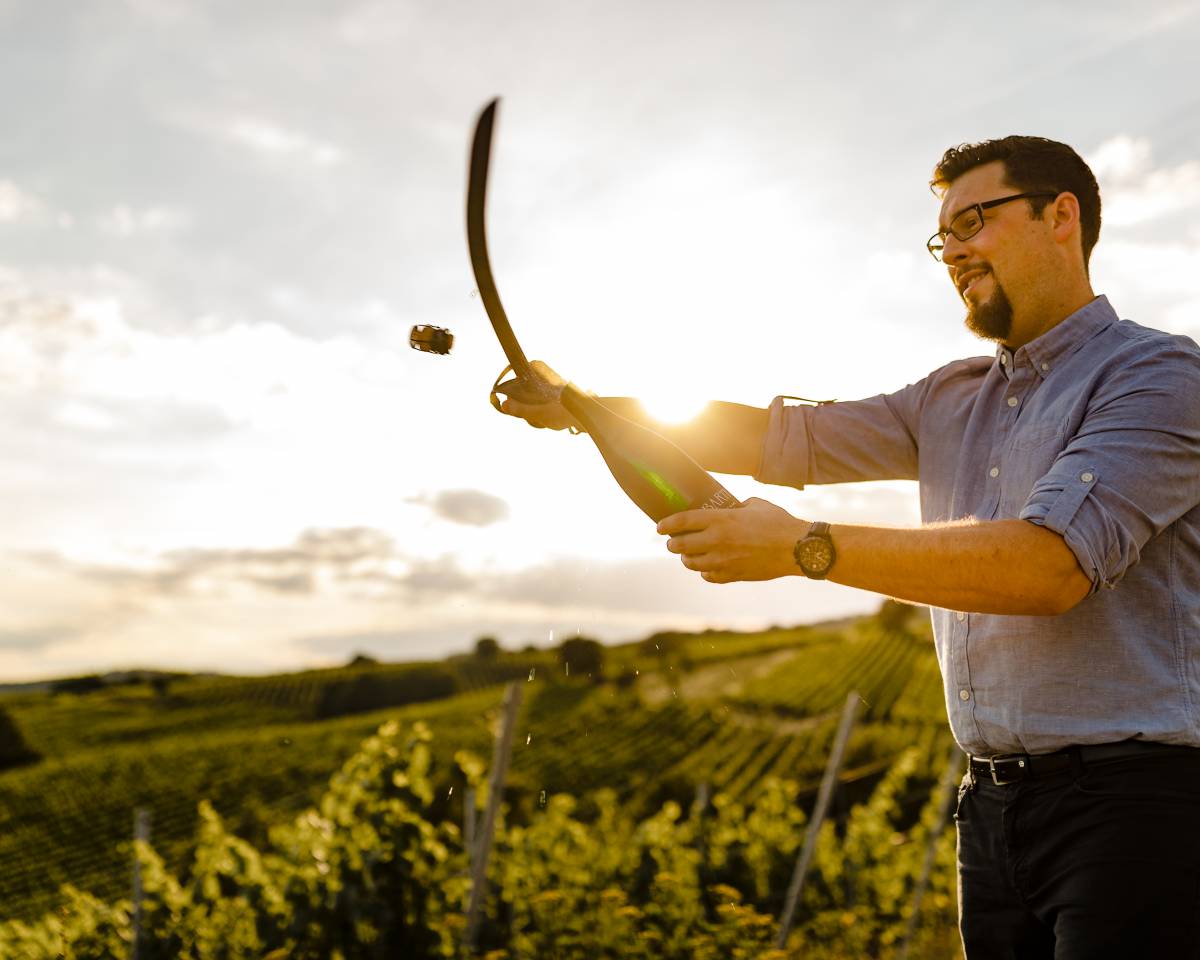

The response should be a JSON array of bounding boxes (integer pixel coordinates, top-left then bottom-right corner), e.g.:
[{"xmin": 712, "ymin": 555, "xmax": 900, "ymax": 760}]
[{"xmin": 1000, "ymin": 423, "xmax": 1068, "ymax": 515}]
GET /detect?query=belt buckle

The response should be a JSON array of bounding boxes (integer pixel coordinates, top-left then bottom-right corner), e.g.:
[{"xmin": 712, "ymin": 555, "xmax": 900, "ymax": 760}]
[{"xmin": 988, "ymin": 754, "xmax": 1028, "ymax": 786}]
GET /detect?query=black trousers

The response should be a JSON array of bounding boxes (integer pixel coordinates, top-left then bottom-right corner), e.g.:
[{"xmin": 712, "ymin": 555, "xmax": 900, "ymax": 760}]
[{"xmin": 954, "ymin": 747, "xmax": 1200, "ymax": 959}]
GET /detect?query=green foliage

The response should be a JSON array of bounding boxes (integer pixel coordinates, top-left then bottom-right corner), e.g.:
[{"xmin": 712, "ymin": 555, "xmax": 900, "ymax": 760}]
[
  {"xmin": 639, "ymin": 631, "xmax": 687, "ymax": 660},
  {"xmin": 0, "ymin": 689, "xmax": 502, "ymax": 923},
  {"xmin": 5, "ymin": 658, "xmax": 549, "ymax": 762},
  {"xmin": 734, "ymin": 623, "xmax": 944, "ymax": 723},
  {"xmin": 0, "ymin": 612, "xmax": 960, "ymax": 954},
  {"xmin": 1, "ymin": 721, "xmax": 961, "ymax": 959},
  {"xmin": 0, "ymin": 629, "xmax": 947, "ymax": 925}
]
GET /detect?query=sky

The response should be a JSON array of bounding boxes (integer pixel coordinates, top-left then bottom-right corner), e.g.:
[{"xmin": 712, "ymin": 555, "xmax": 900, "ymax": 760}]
[{"xmin": 2, "ymin": 0, "xmax": 1200, "ymax": 680}]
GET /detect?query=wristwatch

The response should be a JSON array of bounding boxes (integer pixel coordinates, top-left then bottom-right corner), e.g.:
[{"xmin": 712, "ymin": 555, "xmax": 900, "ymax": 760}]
[{"xmin": 793, "ymin": 521, "xmax": 836, "ymax": 579}]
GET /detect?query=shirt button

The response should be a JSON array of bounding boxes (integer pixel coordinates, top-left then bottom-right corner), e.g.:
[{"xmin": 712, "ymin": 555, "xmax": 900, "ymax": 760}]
[
  {"xmin": 1081, "ymin": 471, "xmax": 1094, "ymax": 483},
  {"xmin": 1000, "ymin": 354, "xmax": 1008, "ymax": 364},
  {"xmin": 1041, "ymin": 362, "xmax": 1050, "ymax": 372},
  {"xmin": 989, "ymin": 466, "xmax": 1000, "ymax": 478},
  {"xmin": 956, "ymin": 611, "xmax": 966, "ymax": 621},
  {"xmin": 959, "ymin": 689, "xmax": 971, "ymax": 701},
  {"xmin": 1006, "ymin": 396, "xmax": 1018, "ymax": 407}
]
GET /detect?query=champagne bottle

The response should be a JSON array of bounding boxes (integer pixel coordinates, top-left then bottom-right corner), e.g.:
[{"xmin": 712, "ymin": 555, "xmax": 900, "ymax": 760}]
[{"xmin": 558, "ymin": 383, "xmax": 740, "ymax": 522}]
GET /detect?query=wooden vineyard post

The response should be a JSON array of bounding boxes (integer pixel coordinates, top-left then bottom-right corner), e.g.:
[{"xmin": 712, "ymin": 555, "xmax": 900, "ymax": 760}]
[
  {"xmin": 775, "ymin": 690, "xmax": 861, "ymax": 949},
  {"xmin": 130, "ymin": 807, "xmax": 151, "ymax": 960},
  {"xmin": 692, "ymin": 783, "xmax": 712, "ymax": 920},
  {"xmin": 463, "ymin": 681, "xmax": 523, "ymax": 953},
  {"xmin": 897, "ymin": 740, "xmax": 964, "ymax": 960},
  {"xmin": 464, "ymin": 784, "xmax": 476, "ymax": 870}
]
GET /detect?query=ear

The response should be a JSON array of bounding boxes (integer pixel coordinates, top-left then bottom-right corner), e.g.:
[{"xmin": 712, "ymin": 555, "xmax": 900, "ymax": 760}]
[{"xmin": 1048, "ymin": 192, "xmax": 1081, "ymax": 246}]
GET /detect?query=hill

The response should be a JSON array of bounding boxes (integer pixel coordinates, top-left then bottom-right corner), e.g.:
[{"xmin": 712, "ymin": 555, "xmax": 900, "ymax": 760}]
[{"xmin": 0, "ymin": 606, "xmax": 949, "ymax": 929}]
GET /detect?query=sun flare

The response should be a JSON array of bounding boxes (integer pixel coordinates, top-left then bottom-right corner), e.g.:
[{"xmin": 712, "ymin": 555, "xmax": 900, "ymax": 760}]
[{"xmin": 636, "ymin": 391, "xmax": 710, "ymax": 425}]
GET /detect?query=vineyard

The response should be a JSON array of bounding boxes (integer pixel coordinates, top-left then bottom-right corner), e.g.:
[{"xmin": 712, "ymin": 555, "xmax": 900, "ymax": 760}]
[{"xmin": 0, "ymin": 605, "xmax": 966, "ymax": 958}]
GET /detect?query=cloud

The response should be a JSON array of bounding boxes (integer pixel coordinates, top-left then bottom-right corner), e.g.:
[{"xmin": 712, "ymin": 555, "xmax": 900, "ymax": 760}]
[
  {"xmin": 1089, "ymin": 135, "xmax": 1200, "ymax": 230},
  {"xmin": 1, "ymin": 525, "xmax": 876, "ymax": 680},
  {"xmin": 0, "ymin": 626, "xmax": 64, "ymax": 651},
  {"xmin": 1089, "ymin": 136, "xmax": 1200, "ymax": 232},
  {"xmin": 0, "ymin": 270, "xmax": 398, "ymax": 426},
  {"xmin": 408, "ymin": 489, "xmax": 510, "ymax": 527},
  {"xmin": 14, "ymin": 523, "xmax": 810, "ymax": 623},
  {"xmin": 21, "ymin": 517, "xmax": 874, "ymax": 630},
  {"xmin": 0, "ymin": 553, "xmax": 127, "ymax": 671},
  {"xmin": 401, "ymin": 556, "xmax": 477, "ymax": 595},
  {"xmin": 0, "ymin": 179, "xmax": 42, "ymax": 222},
  {"xmin": 1084, "ymin": 136, "xmax": 1200, "ymax": 342},
  {"xmin": 98, "ymin": 204, "xmax": 191, "ymax": 237},
  {"xmin": 223, "ymin": 116, "xmax": 343, "ymax": 167},
  {"xmin": 70, "ymin": 526, "xmax": 400, "ymax": 597},
  {"xmin": 486, "ymin": 556, "xmax": 694, "ymax": 615},
  {"xmin": 22, "ymin": 527, "xmax": 483, "ymax": 607}
]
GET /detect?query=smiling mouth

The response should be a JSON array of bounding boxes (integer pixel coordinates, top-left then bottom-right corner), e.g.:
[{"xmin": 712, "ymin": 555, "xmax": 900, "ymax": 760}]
[{"xmin": 959, "ymin": 270, "xmax": 990, "ymax": 297}]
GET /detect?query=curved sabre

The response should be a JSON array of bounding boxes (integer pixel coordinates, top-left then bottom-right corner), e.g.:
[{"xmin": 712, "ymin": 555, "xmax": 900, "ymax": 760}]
[{"xmin": 466, "ymin": 98, "xmax": 557, "ymax": 402}]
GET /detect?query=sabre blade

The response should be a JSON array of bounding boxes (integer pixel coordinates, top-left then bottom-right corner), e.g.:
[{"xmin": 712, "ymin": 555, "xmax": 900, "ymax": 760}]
[{"xmin": 467, "ymin": 98, "xmax": 555, "ymax": 400}]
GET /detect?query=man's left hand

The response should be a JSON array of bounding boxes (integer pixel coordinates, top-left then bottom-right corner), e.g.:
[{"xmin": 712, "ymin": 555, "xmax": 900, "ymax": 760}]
[{"xmin": 657, "ymin": 497, "xmax": 810, "ymax": 583}]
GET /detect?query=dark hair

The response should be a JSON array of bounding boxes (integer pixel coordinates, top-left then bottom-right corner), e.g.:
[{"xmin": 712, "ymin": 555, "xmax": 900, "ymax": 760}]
[{"xmin": 931, "ymin": 136, "xmax": 1102, "ymax": 271}]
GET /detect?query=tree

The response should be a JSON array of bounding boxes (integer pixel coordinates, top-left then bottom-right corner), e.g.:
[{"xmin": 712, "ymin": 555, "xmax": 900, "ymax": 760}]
[
  {"xmin": 876, "ymin": 598, "xmax": 916, "ymax": 634},
  {"xmin": 558, "ymin": 636, "xmax": 605, "ymax": 679},
  {"xmin": 314, "ymin": 667, "xmax": 459, "ymax": 719},
  {"xmin": 473, "ymin": 635, "xmax": 501, "ymax": 659},
  {"xmin": 0, "ymin": 707, "xmax": 40, "ymax": 771},
  {"xmin": 51, "ymin": 674, "xmax": 105, "ymax": 696}
]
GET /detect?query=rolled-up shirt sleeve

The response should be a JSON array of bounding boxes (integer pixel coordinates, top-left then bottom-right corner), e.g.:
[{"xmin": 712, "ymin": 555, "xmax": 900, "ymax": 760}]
[
  {"xmin": 754, "ymin": 377, "xmax": 942, "ymax": 489},
  {"xmin": 1020, "ymin": 339, "xmax": 1200, "ymax": 593}
]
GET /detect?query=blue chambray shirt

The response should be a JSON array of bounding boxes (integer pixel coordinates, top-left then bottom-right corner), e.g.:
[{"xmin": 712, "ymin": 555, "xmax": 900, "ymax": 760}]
[{"xmin": 756, "ymin": 295, "xmax": 1200, "ymax": 756}]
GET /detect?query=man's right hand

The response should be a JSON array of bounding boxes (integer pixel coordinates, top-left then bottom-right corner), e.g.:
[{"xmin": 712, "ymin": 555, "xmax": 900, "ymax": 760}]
[{"xmin": 494, "ymin": 360, "xmax": 584, "ymax": 432}]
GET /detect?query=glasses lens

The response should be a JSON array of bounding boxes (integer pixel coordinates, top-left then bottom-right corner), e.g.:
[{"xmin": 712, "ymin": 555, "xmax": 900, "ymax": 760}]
[
  {"xmin": 951, "ymin": 206, "xmax": 984, "ymax": 240},
  {"xmin": 927, "ymin": 235, "xmax": 945, "ymax": 260}
]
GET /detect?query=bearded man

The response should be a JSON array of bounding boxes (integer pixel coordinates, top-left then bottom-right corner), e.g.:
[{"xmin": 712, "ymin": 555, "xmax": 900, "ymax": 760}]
[{"xmin": 499, "ymin": 136, "xmax": 1200, "ymax": 957}]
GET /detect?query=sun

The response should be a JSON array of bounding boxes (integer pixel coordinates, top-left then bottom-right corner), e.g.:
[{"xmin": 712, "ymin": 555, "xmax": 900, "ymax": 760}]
[{"xmin": 635, "ymin": 390, "xmax": 710, "ymax": 426}]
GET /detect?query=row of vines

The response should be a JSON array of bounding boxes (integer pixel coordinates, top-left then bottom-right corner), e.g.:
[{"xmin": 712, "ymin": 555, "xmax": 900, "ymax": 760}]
[{"xmin": 0, "ymin": 719, "xmax": 965, "ymax": 959}]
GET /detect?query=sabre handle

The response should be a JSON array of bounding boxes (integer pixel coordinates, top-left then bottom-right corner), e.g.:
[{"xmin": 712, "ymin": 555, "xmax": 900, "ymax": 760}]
[{"xmin": 489, "ymin": 364, "xmax": 562, "ymax": 410}]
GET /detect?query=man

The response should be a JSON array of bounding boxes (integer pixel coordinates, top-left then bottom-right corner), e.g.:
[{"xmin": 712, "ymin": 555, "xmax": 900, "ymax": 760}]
[{"xmin": 498, "ymin": 136, "xmax": 1200, "ymax": 957}]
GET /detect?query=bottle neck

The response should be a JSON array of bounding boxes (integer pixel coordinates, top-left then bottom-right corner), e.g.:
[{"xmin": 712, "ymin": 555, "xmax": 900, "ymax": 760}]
[{"xmin": 558, "ymin": 383, "xmax": 595, "ymax": 430}]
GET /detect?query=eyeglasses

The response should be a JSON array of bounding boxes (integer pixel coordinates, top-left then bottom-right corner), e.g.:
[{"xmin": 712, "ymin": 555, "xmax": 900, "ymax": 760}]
[{"xmin": 926, "ymin": 192, "xmax": 1058, "ymax": 261}]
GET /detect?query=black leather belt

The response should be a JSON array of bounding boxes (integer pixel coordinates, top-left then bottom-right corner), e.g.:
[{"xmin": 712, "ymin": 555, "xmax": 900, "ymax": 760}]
[{"xmin": 968, "ymin": 740, "xmax": 1197, "ymax": 786}]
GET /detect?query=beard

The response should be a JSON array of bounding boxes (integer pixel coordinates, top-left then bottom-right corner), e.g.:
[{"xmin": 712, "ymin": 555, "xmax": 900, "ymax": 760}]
[{"xmin": 963, "ymin": 276, "xmax": 1014, "ymax": 343}]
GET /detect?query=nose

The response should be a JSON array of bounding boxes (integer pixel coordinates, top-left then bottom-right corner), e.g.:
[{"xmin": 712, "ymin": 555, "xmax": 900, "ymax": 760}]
[{"xmin": 941, "ymin": 232, "xmax": 970, "ymax": 266}]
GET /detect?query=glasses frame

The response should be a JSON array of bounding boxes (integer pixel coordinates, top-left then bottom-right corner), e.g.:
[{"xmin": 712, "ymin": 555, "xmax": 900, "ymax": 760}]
[{"xmin": 927, "ymin": 192, "xmax": 1059, "ymax": 261}]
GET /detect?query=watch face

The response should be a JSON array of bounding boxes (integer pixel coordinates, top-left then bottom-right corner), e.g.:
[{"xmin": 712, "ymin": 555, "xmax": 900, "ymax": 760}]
[{"xmin": 799, "ymin": 539, "xmax": 833, "ymax": 572}]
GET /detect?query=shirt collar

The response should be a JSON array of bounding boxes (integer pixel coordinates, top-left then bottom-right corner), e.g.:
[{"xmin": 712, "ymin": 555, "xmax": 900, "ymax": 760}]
[{"xmin": 995, "ymin": 294, "xmax": 1118, "ymax": 381}]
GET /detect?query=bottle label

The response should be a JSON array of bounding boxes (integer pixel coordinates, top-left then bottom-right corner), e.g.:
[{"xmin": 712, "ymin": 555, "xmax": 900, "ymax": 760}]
[{"xmin": 698, "ymin": 489, "xmax": 738, "ymax": 510}]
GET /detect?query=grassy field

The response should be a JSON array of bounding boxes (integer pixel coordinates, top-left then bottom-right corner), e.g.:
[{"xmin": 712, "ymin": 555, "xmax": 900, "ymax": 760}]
[{"xmin": 0, "ymin": 607, "xmax": 949, "ymax": 926}]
